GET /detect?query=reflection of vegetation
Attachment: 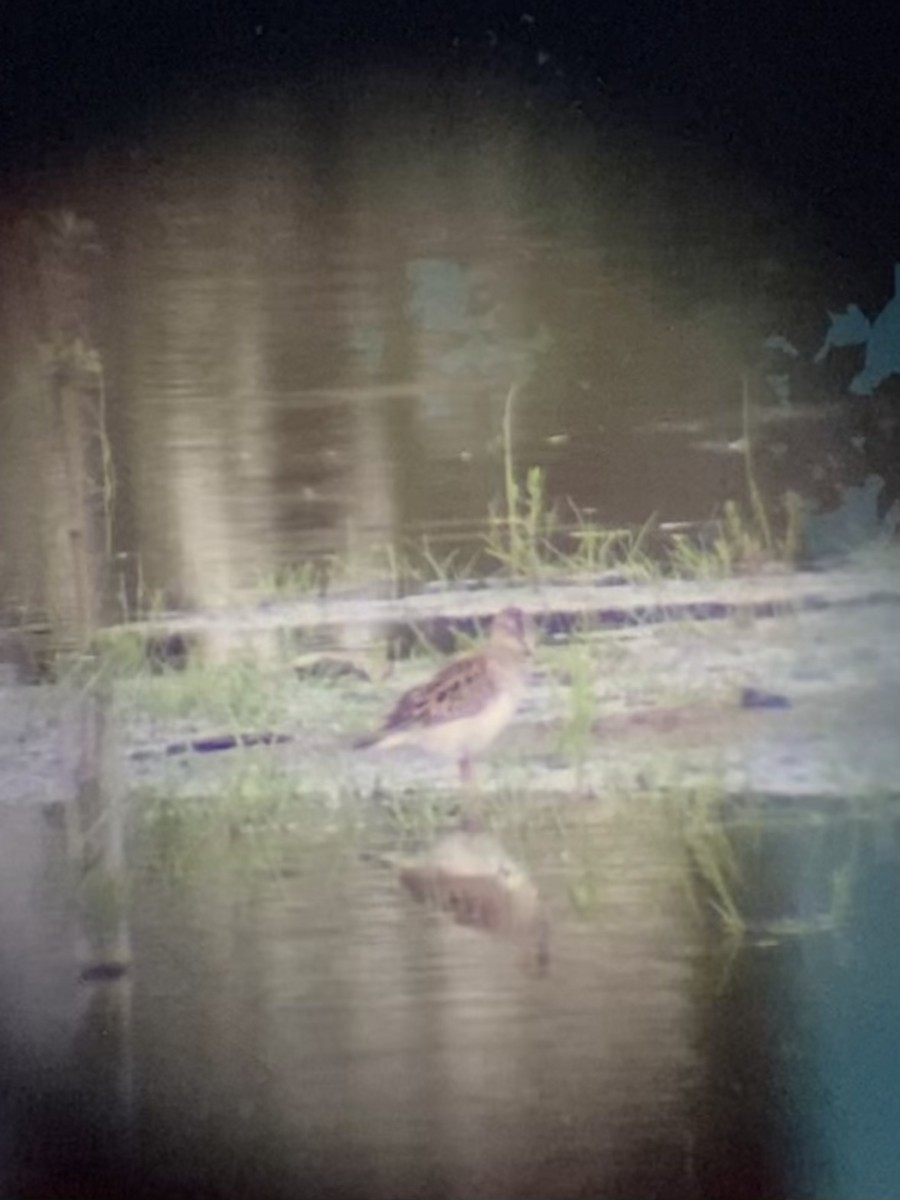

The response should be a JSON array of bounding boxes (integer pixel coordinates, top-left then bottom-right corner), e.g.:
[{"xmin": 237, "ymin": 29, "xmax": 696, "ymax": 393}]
[
  {"xmin": 76, "ymin": 862, "xmax": 129, "ymax": 945},
  {"xmin": 140, "ymin": 755, "xmax": 359, "ymax": 844},
  {"xmin": 111, "ymin": 552, "xmax": 173, "ymax": 627},
  {"xmin": 405, "ymin": 258, "xmax": 551, "ymax": 380},
  {"xmin": 682, "ymin": 787, "xmax": 745, "ymax": 937},
  {"xmin": 376, "ymin": 790, "xmax": 457, "ymax": 837},
  {"xmin": 565, "ymin": 848, "xmax": 608, "ymax": 917},
  {"xmin": 40, "ymin": 335, "xmax": 116, "ymax": 558},
  {"xmin": 678, "ymin": 789, "xmax": 887, "ymax": 942}
]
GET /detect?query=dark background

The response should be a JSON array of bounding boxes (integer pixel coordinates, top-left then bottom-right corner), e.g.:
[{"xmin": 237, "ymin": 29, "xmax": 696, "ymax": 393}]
[
  {"xmin": 1, "ymin": 3, "xmax": 898, "ymax": 1198},
  {"xmin": 2, "ymin": 0, "xmax": 899, "ymax": 295}
]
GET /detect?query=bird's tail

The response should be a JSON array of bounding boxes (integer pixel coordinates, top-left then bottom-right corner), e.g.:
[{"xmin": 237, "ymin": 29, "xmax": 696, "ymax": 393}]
[{"xmin": 352, "ymin": 732, "xmax": 381, "ymax": 750}]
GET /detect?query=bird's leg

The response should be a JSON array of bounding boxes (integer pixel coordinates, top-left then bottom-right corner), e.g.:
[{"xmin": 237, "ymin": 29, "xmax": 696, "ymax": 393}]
[{"xmin": 459, "ymin": 754, "xmax": 475, "ymax": 789}]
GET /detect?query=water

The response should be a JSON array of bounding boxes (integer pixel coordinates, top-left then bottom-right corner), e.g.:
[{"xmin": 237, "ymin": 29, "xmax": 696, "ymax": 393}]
[
  {"xmin": 1, "ymin": 68, "xmax": 899, "ymax": 1200},
  {"xmin": 0, "ymin": 76, "xmax": 883, "ymax": 626},
  {"xmin": 1, "ymin": 798, "xmax": 898, "ymax": 1199}
]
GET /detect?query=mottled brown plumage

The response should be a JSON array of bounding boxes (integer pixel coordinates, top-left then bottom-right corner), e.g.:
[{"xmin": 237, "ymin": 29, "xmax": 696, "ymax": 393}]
[{"xmin": 355, "ymin": 607, "xmax": 531, "ymax": 782}]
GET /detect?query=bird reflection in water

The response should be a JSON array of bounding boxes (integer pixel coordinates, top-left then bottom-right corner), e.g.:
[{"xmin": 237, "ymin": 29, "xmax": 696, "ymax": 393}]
[{"xmin": 371, "ymin": 821, "xmax": 550, "ymax": 976}]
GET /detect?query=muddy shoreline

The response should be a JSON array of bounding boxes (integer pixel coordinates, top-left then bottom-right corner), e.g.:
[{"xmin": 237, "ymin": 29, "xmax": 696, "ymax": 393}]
[{"xmin": 2, "ymin": 563, "xmax": 899, "ymax": 809}]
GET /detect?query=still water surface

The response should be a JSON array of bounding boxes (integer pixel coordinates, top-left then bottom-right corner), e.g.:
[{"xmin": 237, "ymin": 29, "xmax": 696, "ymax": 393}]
[
  {"xmin": 1, "ymin": 73, "xmax": 898, "ymax": 1200},
  {"xmin": 1, "ymin": 797, "xmax": 898, "ymax": 1198},
  {"xmin": 0, "ymin": 77, "xmax": 876, "ymax": 623}
]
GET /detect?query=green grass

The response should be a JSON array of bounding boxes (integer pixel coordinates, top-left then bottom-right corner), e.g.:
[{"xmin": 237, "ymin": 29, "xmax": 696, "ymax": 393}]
[
  {"xmin": 482, "ymin": 385, "xmax": 659, "ymax": 582},
  {"xmin": 119, "ymin": 657, "xmax": 290, "ymax": 726},
  {"xmin": 674, "ymin": 788, "xmax": 897, "ymax": 941},
  {"xmin": 553, "ymin": 620, "xmax": 600, "ymax": 796},
  {"xmin": 49, "ymin": 633, "xmax": 898, "ymax": 945},
  {"xmin": 658, "ymin": 784, "xmax": 745, "ymax": 937},
  {"xmin": 669, "ymin": 380, "xmax": 807, "ymax": 579},
  {"xmin": 150, "ymin": 376, "xmax": 808, "ymax": 610},
  {"xmin": 481, "ymin": 373, "xmax": 806, "ymax": 585},
  {"xmin": 14, "ymin": 358, "xmax": 877, "ymax": 925}
]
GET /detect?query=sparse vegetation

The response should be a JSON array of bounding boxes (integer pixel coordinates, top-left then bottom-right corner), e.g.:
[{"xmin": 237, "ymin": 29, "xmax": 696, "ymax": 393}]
[
  {"xmin": 681, "ymin": 786, "xmax": 745, "ymax": 937},
  {"xmin": 244, "ymin": 378, "xmax": 804, "ymax": 601},
  {"xmin": 4, "ymin": 339, "xmax": 895, "ymax": 959},
  {"xmin": 554, "ymin": 619, "xmax": 600, "ymax": 797}
]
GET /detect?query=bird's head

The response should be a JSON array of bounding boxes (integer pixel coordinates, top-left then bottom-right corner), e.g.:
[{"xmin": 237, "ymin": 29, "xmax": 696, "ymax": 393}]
[{"xmin": 489, "ymin": 606, "xmax": 534, "ymax": 658}]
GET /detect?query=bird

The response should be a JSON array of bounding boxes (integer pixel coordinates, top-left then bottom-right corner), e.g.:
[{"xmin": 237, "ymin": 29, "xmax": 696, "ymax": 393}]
[{"xmin": 354, "ymin": 607, "xmax": 532, "ymax": 785}]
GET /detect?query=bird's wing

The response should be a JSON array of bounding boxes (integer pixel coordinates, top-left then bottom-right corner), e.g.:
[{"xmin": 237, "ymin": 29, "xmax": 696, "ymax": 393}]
[{"xmin": 383, "ymin": 654, "xmax": 498, "ymax": 730}]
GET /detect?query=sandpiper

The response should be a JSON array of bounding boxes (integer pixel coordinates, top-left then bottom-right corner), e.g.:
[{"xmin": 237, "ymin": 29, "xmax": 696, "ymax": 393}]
[{"xmin": 354, "ymin": 607, "xmax": 531, "ymax": 784}]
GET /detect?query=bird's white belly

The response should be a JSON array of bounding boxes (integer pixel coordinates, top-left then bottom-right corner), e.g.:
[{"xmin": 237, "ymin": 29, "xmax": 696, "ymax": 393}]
[{"xmin": 381, "ymin": 687, "xmax": 521, "ymax": 760}]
